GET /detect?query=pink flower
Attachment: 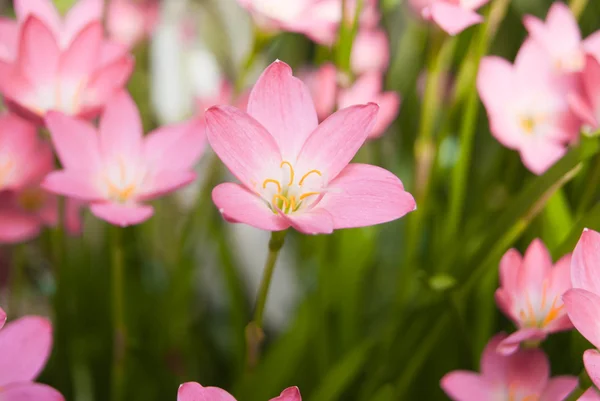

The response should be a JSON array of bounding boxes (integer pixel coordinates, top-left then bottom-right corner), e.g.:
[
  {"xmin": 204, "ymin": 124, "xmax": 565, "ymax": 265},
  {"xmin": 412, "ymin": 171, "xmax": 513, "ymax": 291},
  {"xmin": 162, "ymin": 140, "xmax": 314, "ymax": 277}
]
[
  {"xmin": 523, "ymin": 2, "xmax": 600, "ymax": 74},
  {"xmin": 107, "ymin": 0, "xmax": 159, "ymax": 48},
  {"xmin": 563, "ymin": 228, "xmax": 600, "ymax": 390},
  {"xmin": 300, "ymin": 63, "xmax": 338, "ymax": 122},
  {"xmin": 0, "ymin": 0, "xmax": 134, "ymax": 124},
  {"xmin": 569, "ymin": 55, "xmax": 600, "ymax": 132},
  {"xmin": 477, "ymin": 40, "xmax": 580, "ymax": 174},
  {"xmin": 206, "ymin": 60, "xmax": 415, "ymax": 234},
  {"xmin": 41, "ymin": 91, "xmax": 205, "ymax": 227},
  {"xmin": 441, "ymin": 333, "xmax": 578, "ymax": 401},
  {"xmin": 351, "ymin": 28, "xmax": 390, "ymax": 75},
  {"xmin": 579, "ymin": 388, "xmax": 600, "ymax": 401},
  {"xmin": 0, "ymin": 314, "xmax": 64, "ymax": 401},
  {"xmin": 178, "ymin": 382, "xmax": 301, "ymax": 401},
  {"xmin": 338, "ymin": 73, "xmax": 401, "ymax": 138},
  {"xmin": 409, "ymin": 0, "xmax": 490, "ymax": 36},
  {"xmin": 494, "ymin": 239, "xmax": 573, "ymax": 355}
]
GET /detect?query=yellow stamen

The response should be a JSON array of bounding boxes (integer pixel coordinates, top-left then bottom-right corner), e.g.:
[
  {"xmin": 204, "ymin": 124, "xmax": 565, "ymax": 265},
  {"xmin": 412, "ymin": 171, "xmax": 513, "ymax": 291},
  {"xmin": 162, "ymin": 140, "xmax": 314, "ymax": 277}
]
[
  {"xmin": 520, "ymin": 116, "xmax": 535, "ymax": 134},
  {"xmin": 541, "ymin": 298, "xmax": 564, "ymax": 327},
  {"xmin": 272, "ymin": 193, "xmax": 289, "ymax": 209},
  {"xmin": 263, "ymin": 178, "xmax": 282, "ymax": 193},
  {"xmin": 289, "ymin": 195, "xmax": 297, "ymax": 211},
  {"xmin": 280, "ymin": 161, "xmax": 294, "ymax": 186},
  {"xmin": 299, "ymin": 192, "xmax": 320, "ymax": 200},
  {"xmin": 299, "ymin": 169, "xmax": 322, "ymax": 186}
]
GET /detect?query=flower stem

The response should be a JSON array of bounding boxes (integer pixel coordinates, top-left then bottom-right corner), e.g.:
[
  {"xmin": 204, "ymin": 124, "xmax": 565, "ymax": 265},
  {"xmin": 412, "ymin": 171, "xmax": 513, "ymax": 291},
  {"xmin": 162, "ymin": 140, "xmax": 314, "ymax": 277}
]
[
  {"xmin": 245, "ymin": 230, "xmax": 287, "ymax": 369},
  {"xmin": 110, "ymin": 226, "xmax": 126, "ymax": 401}
]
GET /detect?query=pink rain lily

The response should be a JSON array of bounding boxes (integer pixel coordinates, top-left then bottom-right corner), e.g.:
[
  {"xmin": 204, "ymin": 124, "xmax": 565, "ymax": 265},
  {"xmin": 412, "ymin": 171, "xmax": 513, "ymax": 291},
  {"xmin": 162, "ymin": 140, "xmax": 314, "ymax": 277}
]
[
  {"xmin": 351, "ymin": 28, "xmax": 390, "ymax": 75},
  {"xmin": 0, "ymin": 0, "xmax": 134, "ymax": 124},
  {"xmin": 41, "ymin": 91, "xmax": 205, "ymax": 227},
  {"xmin": 563, "ymin": 228, "xmax": 600, "ymax": 390},
  {"xmin": 409, "ymin": 0, "xmax": 490, "ymax": 36},
  {"xmin": 477, "ymin": 40, "xmax": 580, "ymax": 174},
  {"xmin": 569, "ymin": 55, "xmax": 600, "ymax": 133},
  {"xmin": 0, "ymin": 313, "xmax": 64, "ymax": 401},
  {"xmin": 441, "ymin": 333, "xmax": 578, "ymax": 401},
  {"xmin": 494, "ymin": 239, "xmax": 573, "ymax": 355},
  {"xmin": 107, "ymin": 0, "xmax": 159, "ymax": 48},
  {"xmin": 523, "ymin": 2, "xmax": 600, "ymax": 74},
  {"xmin": 206, "ymin": 60, "xmax": 415, "ymax": 235},
  {"xmin": 178, "ymin": 382, "xmax": 301, "ymax": 401}
]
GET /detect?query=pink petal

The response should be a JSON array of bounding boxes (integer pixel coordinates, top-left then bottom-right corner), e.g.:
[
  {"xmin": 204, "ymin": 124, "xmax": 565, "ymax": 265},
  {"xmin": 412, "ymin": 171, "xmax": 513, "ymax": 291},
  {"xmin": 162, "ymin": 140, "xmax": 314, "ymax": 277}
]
[
  {"xmin": 568, "ymin": 92, "xmax": 598, "ymax": 129},
  {"xmin": 138, "ymin": 170, "xmax": 196, "ymax": 201},
  {"xmin": 584, "ymin": 349, "xmax": 600, "ymax": 390},
  {"xmin": 572, "ymin": 228, "xmax": 600, "ymax": 293},
  {"xmin": 58, "ymin": 22, "xmax": 103, "ymax": 80},
  {"xmin": 177, "ymin": 382, "xmax": 237, "ymax": 401},
  {"xmin": 0, "ymin": 307, "xmax": 5, "ymax": 329},
  {"xmin": 494, "ymin": 289, "xmax": 514, "ymax": 322},
  {"xmin": 563, "ymin": 289, "xmax": 600, "ymax": 349},
  {"xmin": 279, "ymin": 208, "xmax": 334, "ymax": 235},
  {"xmin": 17, "ymin": 16, "xmax": 60, "ymax": 87},
  {"xmin": 581, "ymin": 55, "xmax": 600, "ymax": 126},
  {"xmin": 1, "ymin": 383, "xmax": 64, "ymax": 401},
  {"xmin": 0, "ymin": 316, "xmax": 52, "ymax": 385},
  {"xmin": 319, "ymin": 163, "xmax": 415, "ymax": 229},
  {"xmin": 539, "ymin": 376, "xmax": 579, "ymax": 401},
  {"xmin": 369, "ymin": 91, "xmax": 401, "ymax": 138},
  {"xmin": 477, "ymin": 57, "xmax": 515, "ymax": 116},
  {"xmin": 429, "ymin": 2, "xmax": 483, "ymax": 36},
  {"xmin": 351, "ymin": 28, "xmax": 390, "ymax": 75},
  {"xmin": 480, "ymin": 333, "xmax": 509, "ymax": 382},
  {"xmin": 549, "ymin": 253, "xmax": 573, "ymax": 299},
  {"xmin": 247, "ymin": 60, "xmax": 318, "ymax": 161},
  {"xmin": 519, "ymin": 138, "xmax": 566, "ymax": 175},
  {"xmin": 0, "ymin": 209, "xmax": 42, "ymax": 244},
  {"xmin": 14, "ymin": 0, "xmax": 60, "ymax": 35},
  {"xmin": 42, "ymin": 171, "xmax": 103, "ymax": 201},
  {"xmin": 65, "ymin": 197, "xmax": 85, "ymax": 236},
  {"xmin": 578, "ymin": 388, "xmax": 600, "ymax": 401},
  {"xmin": 270, "ymin": 387, "xmax": 302, "ymax": 401},
  {"xmin": 205, "ymin": 105, "xmax": 281, "ymax": 189},
  {"xmin": 0, "ymin": 18, "xmax": 19, "ymax": 61},
  {"xmin": 296, "ymin": 103, "xmax": 378, "ymax": 182},
  {"xmin": 89, "ymin": 202, "xmax": 154, "ymax": 227},
  {"xmin": 82, "ymin": 54, "xmax": 134, "ymax": 111},
  {"xmin": 212, "ymin": 183, "xmax": 289, "ymax": 232},
  {"xmin": 338, "ymin": 73, "xmax": 382, "ymax": 107},
  {"xmin": 440, "ymin": 371, "xmax": 490, "ymax": 401},
  {"xmin": 584, "ymin": 31, "xmax": 600, "ymax": 61},
  {"xmin": 517, "ymin": 239, "xmax": 553, "ymax": 293},
  {"xmin": 499, "ymin": 248, "xmax": 522, "ymax": 291},
  {"xmin": 63, "ymin": 0, "xmax": 103, "ymax": 45},
  {"xmin": 496, "ymin": 328, "xmax": 547, "ymax": 355},
  {"xmin": 506, "ymin": 347, "xmax": 550, "ymax": 395},
  {"xmin": 45, "ymin": 111, "xmax": 102, "ymax": 171},
  {"xmin": 303, "ymin": 63, "xmax": 337, "ymax": 122},
  {"xmin": 99, "ymin": 91, "xmax": 143, "ymax": 160}
]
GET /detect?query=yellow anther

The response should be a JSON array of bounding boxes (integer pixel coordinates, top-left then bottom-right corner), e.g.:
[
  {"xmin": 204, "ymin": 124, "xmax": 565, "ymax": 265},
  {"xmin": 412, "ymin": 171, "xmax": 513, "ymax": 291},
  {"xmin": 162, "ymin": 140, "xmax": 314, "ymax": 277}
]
[
  {"xmin": 289, "ymin": 195, "xmax": 297, "ymax": 211},
  {"xmin": 107, "ymin": 180, "xmax": 137, "ymax": 202},
  {"xmin": 541, "ymin": 298, "xmax": 563, "ymax": 328},
  {"xmin": 280, "ymin": 161, "xmax": 295, "ymax": 186},
  {"xmin": 263, "ymin": 178, "xmax": 282, "ymax": 193},
  {"xmin": 520, "ymin": 116, "xmax": 535, "ymax": 134},
  {"xmin": 299, "ymin": 192, "xmax": 320, "ymax": 200},
  {"xmin": 272, "ymin": 194, "xmax": 289, "ymax": 209},
  {"xmin": 299, "ymin": 169, "xmax": 322, "ymax": 186}
]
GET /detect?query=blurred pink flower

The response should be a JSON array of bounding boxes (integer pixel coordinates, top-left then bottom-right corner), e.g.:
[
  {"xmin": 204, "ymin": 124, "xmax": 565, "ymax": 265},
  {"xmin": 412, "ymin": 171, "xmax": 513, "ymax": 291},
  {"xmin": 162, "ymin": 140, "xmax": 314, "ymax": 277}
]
[
  {"xmin": 338, "ymin": 73, "xmax": 401, "ymax": 138},
  {"xmin": 409, "ymin": 0, "xmax": 490, "ymax": 35},
  {"xmin": 0, "ymin": 314, "xmax": 64, "ymax": 401},
  {"xmin": 563, "ymin": 228, "xmax": 600, "ymax": 390},
  {"xmin": 300, "ymin": 63, "xmax": 338, "ymax": 122},
  {"xmin": 441, "ymin": 333, "xmax": 577, "ymax": 401},
  {"xmin": 569, "ymin": 55, "xmax": 600, "ymax": 132},
  {"xmin": 0, "ymin": 307, "xmax": 5, "ymax": 329},
  {"xmin": 523, "ymin": 2, "xmax": 600, "ymax": 74},
  {"xmin": 0, "ymin": 0, "xmax": 134, "ymax": 125},
  {"xmin": 107, "ymin": 0, "xmax": 159, "ymax": 48},
  {"xmin": 42, "ymin": 92, "xmax": 205, "ymax": 227},
  {"xmin": 494, "ymin": 239, "xmax": 573, "ymax": 355},
  {"xmin": 206, "ymin": 60, "xmax": 415, "ymax": 234},
  {"xmin": 178, "ymin": 382, "xmax": 301, "ymax": 401},
  {"xmin": 477, "ymin": 40, "xmax": 580, "ymax": 174},
  {"xmin": 579, "ymin": 388, "xmax": 600, "ymax": 401},
  {"xmin": 351, "ymin": 28, "xmax": 390, "ymax": 75}
]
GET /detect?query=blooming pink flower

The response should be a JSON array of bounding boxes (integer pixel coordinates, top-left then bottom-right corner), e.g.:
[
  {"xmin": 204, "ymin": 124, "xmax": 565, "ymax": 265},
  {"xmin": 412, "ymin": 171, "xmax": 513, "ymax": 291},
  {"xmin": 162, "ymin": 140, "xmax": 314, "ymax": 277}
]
[
  {"xmin": 579, "ymin": 388, "xmax": 600, "ymax": 401},
  {"xmin": 523, "ymin": 2, "xmax": 600, "ymax": 74},
  {"xmin": 441, "ymin": 333, "xmax": 578, "ymax": 401},
  {"xmin": 206, "ymin": 60, "xmax": 415, "ymax": 234},
  {"xmin": 351, "ymin": 28, "xmax": 390, "ymax": 75},
  {"xmin": 107, "ymin": 0, "xmax": 159, "ymax": 48},
  {"xmin": 178, "ymin": 382, "xmax": 301, "ymax": 401},
  {"xmin": 41, "ymin": 91, "xmax": 205, "ymax": 227},
  {"xmin": 0, "ymin": 314, "xmax": 64, "ymax": 401},
  {"xmin": 477, "ymin": 40, "xmax": 580, "ymax": 174},
  {"xmin": 563, "ymin": 228, "xmax": 600, "ymax": 390},
  {"xmin": 409, "ymin": 0, "xmax": 490, "ymax": 36},
  {"xmin": 494, "ymin": 239, "xmax": 573, "ymax": 355},
  {"xmin": 569, "ymin": 55, "xmax": 600, "ymax": 132},
  {"xmin": 0, "ymin": 0, "xmax": 134, "ymax": 124}
]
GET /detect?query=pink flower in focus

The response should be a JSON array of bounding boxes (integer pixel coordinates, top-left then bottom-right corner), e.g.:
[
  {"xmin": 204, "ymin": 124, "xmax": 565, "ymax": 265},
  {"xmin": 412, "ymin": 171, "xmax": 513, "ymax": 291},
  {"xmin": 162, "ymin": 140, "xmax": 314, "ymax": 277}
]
[
  {"xmin": 477, "ymin": 40, "xmax": 580, "ymax": 174},
  {"xmin": 409, "ymin": 0, "xmax": 490, "ymax": 36},
  {"xmin": 494, "ymin": 239, "xmax": 573, "ymax": 355},
  {"xmin": 206, "ymin": 60, "xmax": 415, "ymax": 234},
  {"xmin": 523, "ymin": 2, "xmax": 600, "ymax": 74},
  {"xmin": 569, "ymin": 55, "xmax": 600, "ymax": 132},
  {"xmin": 563, "ymin": 229, "xmax": 600, "ymax": 390},
  {"xmin": 107, "ymin": 0, "xmax": 159, "ymax": 48},
  {"xmin": 178, "ymin": 382, "xmax": 301, "ymax": 401},
  {"xmin": 351, "ymin": 28, "xmax": 390, "ymax": 75},
  {"xmin": 338, "ymin": 73, "xmax": 401, "ymax": 138},
  {"xmin": 0, "ymin": 314, "xmax": 64, "ymax": 401},
  {"xmin": 579, "ymin": 388, "xmax": 600, "ymax": 401},
  {"xmin": 0, "ymin": 0, "xmax": 134, "ymax": 124},
  {"xmin": 42, "ymin": 92, "xmax": 205, "ymax": 227},
  {"xmin": 441, "ymin": 334, "xmax": 578, "ymax": 401}
]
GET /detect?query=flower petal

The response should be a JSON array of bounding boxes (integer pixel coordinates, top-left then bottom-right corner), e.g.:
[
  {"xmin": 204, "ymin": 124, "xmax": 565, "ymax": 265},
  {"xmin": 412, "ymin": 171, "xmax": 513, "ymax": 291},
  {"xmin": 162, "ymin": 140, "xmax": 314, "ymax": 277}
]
[
  {"xmin": 369, "ymin": 91, "xmax": 401, "ymax": 138},
  {"xmin": 0, "ymin": 316, "xmax": 52, "ymax": 385},
  {"xmin": 517, "ymin": 239, "xmax": 552, "ymax": 293},
  {"xmin": 480, "ymin": 333, "xmax": 509, "ymax": 382},
  {"xmin": 499, "ymin": 248, "xmax": 522, "ymax": 292},
  {"xmin": 14, "ymin": 0, "xmax": 60, "ymax": 34},
  {"xmin": 270, "ymin": 387, "xmax": 302, "ymax": 401},
  {"xmin": 138, "ymin": 170, "xmax": 196, "ymax": 201},
  {"xmin": 279, "ymin": 208, "xmax": 334, "ymax": 235},
  {"xmin": 506, "ymin": 347, "xmax": 550, "ymax": 395},
  {"xmin": 17, "ymin": 16, "xmax": 60, "ymax": 87},
  {"xmin": 496, "ymin": 328, "xmax": 547, "ymax": 355},
  {"xmin": 177, "ymin": 382, "xmax": 237, "ymax": 401},
  {"xmin": 99, "ymin": 91, "xmax": 143, "ymax": 160},
  {"xmin": 59, "ymin": 21, "xmax": 103, "ymax": 80},
  {"xmin": 319, "ymin": 163, "xmax": 415, "ymax": 229},
  {"xmin": 42, "ymin": 171, "xmax": 102, "ymax": 201},
  {"xmin": 519, "ymin": 138, "xmax": 566, "ymax": 175},
  {"xmin": 0, "ymin": 382, "xmax": 64, "ymax": 401},
  {"xmin": 572, "ymin": 228, "xmax": 600, "ymax": 293},
  {"xmin": 63, "ymin": 0, "xmax": 103, "ymax": 45},
  {"xmin": 247, "ymin": 60, "xmax": 318, "ymax": 161},
  {"xmin": 205, "ymin": 105, "xmax": 281, "ymax": 189},
  {"xmin": 440, "ymin": 371, "xmax": 490, "ymax": 401},
  {"xmin": 563, "ymin": 289, "xmax": 600, "ymax": 349},
  {"xmin": 578, "ymin": 388, "xmax": 600, "ymax": 401},
  {"xmin": 584, "ymin": 349, "xmax": 600, "ymax": 390},
  {"xmin": 429, "ymin": 2, "xmax": 482, "ymax": 36},
  {"xmin": 0, "ymin": 18, "xmax": 19, "ymax": 61},
  {"xmin": 0, "ymin": 308, "xmax": 5, "ymax": 329},
  {"xmin": 90, "ymin": 202, "xmax": 154, "ymax": 227},
  {"xmin": 296, "ymin": 103, "xmax": 378, "ymax": 182},
  {"xmin": 212, "ymin": 183, "xmax": 289, "ymax": 232},
  {"xmin": 539, "ymin": 376, "xmax": 578, "ymax": 401},
  {"xmin": 0, "ymin": 209, "xmax": 42, "ymax": 244},
  {"xmin": 477, "ymin": 56, "xmax": 515, "ymax": 116},
  {"xmin": 83, "ymin": 54, "xmax": 134, "ymax": 112}
]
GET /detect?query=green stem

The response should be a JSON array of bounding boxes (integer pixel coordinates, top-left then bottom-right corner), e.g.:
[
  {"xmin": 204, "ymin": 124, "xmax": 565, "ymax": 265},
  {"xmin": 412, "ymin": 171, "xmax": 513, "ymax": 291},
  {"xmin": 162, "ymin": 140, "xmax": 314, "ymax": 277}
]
[
  {"xmin": 8, "ymin": 245, "xmax": 26, "ymax": 316},
  {"xmin": 245, "ymin": 230, "xmax": 287, "ymax": 369},
  {"xmin": 110, "ymin": 226, "xmax": 126, "ymax": 401},
  {"xmin": 569, "ymin": 0, "xmax": 589, "ymax": 19}
]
